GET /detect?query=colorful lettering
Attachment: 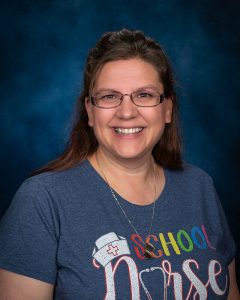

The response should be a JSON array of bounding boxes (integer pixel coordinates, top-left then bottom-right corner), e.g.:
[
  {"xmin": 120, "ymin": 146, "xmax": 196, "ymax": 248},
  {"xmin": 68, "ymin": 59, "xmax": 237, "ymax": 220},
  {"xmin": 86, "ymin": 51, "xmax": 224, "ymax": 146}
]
[
  {"xmin": 191, "ymin": 226, "xmax": 207, "ymax": 249},
  {"xmin": 201, "ymin": 225, "xmax": 216, "ymax": 249},
  {"xmin": 177, "ymin": 230, "xmax": 194, "ymax": 252},
  {"xmin": 145, "ymin": 234, "xmax": 163, "ymax": 258},
  {"xmin": 131, "ymin": 234, "xmax": 145, "ymax": 260},
  {"xmin": 159, "ymin": 232, "xmax": 181, "ymax": 256}
]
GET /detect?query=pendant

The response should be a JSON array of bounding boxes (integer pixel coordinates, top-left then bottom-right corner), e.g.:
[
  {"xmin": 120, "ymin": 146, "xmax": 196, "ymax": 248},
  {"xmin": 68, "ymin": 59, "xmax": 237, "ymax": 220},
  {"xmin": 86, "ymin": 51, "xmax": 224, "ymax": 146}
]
[{"xmin": 144, "ymin": 242, "xmax": 155, "ymax": 258}]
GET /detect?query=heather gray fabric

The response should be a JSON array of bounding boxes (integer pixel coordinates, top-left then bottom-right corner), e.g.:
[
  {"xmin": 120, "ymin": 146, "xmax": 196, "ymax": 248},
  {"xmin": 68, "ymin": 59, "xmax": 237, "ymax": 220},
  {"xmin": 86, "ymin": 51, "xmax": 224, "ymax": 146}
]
[{"xmin": 0, "ymin": 160, "xmax": 235, "ymax": 299}]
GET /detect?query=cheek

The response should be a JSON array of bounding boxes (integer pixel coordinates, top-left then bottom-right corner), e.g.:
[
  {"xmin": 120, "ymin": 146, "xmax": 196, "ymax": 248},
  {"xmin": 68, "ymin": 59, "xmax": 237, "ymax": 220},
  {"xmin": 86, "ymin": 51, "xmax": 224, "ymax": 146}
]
[
  {"xmin": 87, "ymin": 108, "xmax": 106, "ymax": 128},
  {"xmin": 150, "ymin": 109, "xmax": 168, "ymax": 125},
  {"xmin": 89, "ymin": 111, "xmax": 112, "ymax": 131},
  {"xmin": 148, "ymin": 110, "xmax": 169, "ymax": 138}
]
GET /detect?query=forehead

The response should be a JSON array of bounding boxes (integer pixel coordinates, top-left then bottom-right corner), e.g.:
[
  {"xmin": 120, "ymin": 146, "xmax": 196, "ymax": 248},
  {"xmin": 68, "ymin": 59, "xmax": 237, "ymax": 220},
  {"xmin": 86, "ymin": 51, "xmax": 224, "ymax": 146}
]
[{"xmin": 93, "ymin": 58, "xmax": 163, "ymax": 92}]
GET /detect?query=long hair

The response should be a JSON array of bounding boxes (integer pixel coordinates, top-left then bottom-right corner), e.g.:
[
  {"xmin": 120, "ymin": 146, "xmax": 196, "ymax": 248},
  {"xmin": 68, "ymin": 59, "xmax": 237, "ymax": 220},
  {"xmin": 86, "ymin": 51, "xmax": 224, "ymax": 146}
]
[{"xmin": 33, "ymin": 29, "xmax": 183, "ymax": 175}]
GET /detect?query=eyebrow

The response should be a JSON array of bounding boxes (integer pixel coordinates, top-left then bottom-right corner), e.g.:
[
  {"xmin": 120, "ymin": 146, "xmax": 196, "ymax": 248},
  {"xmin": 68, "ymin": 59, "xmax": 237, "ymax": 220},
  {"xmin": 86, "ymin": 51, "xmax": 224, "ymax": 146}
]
[
  {"xmin": 94, "ymin": 85, "xmax": 162, "ymax": 94},
  {"xmin": 134, "ymin": 85, "xmax": 162, "ymax": 92}
]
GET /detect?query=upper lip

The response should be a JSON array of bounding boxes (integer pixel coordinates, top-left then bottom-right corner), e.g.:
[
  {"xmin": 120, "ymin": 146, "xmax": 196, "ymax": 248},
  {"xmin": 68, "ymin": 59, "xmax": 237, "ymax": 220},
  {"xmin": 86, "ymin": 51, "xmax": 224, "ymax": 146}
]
[{"xmin": 113, "ymin": 126, "xmax": 144, "ymax": 129}]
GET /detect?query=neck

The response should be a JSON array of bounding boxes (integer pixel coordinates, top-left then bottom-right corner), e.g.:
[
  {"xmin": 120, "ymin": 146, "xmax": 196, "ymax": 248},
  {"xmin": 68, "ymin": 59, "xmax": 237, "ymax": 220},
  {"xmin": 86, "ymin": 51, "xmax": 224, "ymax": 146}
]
[
  {"xmin": 88, "ymin": 148, "xmax": 165, "ymax": 206},
  {"xmin": 91, "ymin": 148, "xmax": 156, "ymax": 184}
]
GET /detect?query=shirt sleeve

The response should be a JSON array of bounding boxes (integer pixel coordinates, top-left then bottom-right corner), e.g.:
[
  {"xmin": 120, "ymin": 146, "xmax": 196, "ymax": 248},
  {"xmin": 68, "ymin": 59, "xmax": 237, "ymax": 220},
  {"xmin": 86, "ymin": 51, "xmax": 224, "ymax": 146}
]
[
  {"xmin": 0, "ymin": 176, "xmax": 59, "ymax": 284},
  {"xmin": 204, "ymin": 175, "xmax": 236, "ymax": 265}
]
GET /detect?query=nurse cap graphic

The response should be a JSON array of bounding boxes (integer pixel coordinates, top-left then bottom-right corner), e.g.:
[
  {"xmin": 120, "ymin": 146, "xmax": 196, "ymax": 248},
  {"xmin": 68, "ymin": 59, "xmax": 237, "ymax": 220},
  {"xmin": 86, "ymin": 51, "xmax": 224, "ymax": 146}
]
[{"xmin": 92, "ymin": 232, "xmax": 131, "ymax": 267}]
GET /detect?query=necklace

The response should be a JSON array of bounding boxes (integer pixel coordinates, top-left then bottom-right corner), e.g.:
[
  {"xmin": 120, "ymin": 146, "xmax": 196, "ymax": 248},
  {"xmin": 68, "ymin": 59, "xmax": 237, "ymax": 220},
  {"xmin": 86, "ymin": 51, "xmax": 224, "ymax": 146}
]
[{"xmin": 96, "ymin": 153, "xmax": 157, "ymax": 258}]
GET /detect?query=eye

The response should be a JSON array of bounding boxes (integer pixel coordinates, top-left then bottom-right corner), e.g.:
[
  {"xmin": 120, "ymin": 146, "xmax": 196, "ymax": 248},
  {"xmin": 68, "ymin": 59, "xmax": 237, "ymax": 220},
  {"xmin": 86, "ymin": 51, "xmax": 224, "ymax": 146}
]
[
  {"xmin": 136, "ymin": 92, "xmax": 154, "ymax": 98},
  {"xmin": 100, "ymin": 93, "xmax": 119, "ymax": 101},
  {"xmin": 102, "ymin": 94, "xmax": 116, "ymax": 99}
]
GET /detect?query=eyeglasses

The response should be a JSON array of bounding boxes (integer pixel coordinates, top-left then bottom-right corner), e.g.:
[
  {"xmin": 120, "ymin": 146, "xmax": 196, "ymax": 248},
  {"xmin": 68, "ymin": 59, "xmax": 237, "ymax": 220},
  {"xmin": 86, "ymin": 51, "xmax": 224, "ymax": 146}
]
[{"xmin": 91, "ymin": 90, "xmax": 166, "ymax": 109}]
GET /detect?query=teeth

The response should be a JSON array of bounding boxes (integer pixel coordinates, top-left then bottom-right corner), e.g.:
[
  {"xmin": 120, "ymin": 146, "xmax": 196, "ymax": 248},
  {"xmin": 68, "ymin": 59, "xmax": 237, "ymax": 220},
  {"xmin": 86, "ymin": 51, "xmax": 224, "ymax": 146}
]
[{"xmin": 115, "ymin": 128, "xmax": 143, "ymax": 134}]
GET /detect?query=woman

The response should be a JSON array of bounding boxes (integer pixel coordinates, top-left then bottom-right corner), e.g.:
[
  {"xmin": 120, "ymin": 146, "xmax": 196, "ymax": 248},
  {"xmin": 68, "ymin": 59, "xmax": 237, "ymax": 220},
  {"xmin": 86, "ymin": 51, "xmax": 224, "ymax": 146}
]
[{"xmin": 0, "ymin": 29, "xmax": 239, "ymax": 299}]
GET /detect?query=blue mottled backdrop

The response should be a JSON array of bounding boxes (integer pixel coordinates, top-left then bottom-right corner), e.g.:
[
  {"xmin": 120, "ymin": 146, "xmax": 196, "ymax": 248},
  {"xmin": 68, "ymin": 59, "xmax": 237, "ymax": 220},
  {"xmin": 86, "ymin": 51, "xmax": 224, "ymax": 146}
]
[{"xmin": 1, "ymin": 0, "xmax": 239, "ymax": 283}]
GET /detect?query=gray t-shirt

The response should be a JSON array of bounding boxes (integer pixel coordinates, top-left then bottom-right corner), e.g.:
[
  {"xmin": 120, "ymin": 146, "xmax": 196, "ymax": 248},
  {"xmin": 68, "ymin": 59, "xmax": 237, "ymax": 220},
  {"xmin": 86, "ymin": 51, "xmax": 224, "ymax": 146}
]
[{"xmin": 0, "ymin": 160, "xmax": 236, "ymax": 299}]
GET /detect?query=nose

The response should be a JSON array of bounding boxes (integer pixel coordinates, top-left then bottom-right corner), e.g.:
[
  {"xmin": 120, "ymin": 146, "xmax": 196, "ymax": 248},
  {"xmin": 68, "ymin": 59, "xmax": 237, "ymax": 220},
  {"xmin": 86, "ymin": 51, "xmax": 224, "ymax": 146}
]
[{"xmin": 115, "ymin": 94, "xmax": 138, "ymax": 119}]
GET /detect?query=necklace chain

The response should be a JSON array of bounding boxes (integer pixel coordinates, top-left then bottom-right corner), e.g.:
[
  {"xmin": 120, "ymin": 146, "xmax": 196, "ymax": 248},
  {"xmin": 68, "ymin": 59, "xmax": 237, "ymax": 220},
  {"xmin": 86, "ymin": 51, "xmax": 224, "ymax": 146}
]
[{"xmin": 96, "ymin": 153, "xmax": 157, "ymax": 258}]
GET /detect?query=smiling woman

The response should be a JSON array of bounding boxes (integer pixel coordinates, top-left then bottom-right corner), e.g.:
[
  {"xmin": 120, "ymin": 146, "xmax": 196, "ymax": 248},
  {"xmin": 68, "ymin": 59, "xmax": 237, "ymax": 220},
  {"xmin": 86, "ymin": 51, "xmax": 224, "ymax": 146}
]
[
  {"xmin": 85, "ymin": 58, "xmax": 173, "ymax": 163},
  {"xmin": 0, "ymin": 29, "xmax": 239, "ymax": 299}
]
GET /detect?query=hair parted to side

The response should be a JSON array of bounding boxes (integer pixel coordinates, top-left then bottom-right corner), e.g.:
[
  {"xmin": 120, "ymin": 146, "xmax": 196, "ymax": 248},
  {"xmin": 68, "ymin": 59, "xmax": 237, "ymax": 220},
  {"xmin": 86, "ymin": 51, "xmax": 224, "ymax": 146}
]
[{"xmin": 33, "ymin": 29, "xmax": 183, "ymax": 175}]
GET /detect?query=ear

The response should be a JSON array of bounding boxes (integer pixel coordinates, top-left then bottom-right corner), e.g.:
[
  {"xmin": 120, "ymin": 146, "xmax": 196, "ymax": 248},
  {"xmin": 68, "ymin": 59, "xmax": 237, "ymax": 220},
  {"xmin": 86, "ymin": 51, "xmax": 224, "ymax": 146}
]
[
  {"xmin": 85, "ymin": 97, "xmax": 93, "ymax": 127},
  {"xmin": 164, "ymin": 98, "xmax": 173, "ymax": 124}
]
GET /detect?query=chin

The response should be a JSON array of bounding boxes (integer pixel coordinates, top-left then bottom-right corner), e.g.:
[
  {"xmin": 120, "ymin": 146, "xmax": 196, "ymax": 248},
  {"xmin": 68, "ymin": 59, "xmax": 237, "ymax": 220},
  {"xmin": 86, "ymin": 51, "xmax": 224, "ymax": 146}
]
[{"xmin": 113, "ymin": 149, "xmax": 150, "ymax": 161}]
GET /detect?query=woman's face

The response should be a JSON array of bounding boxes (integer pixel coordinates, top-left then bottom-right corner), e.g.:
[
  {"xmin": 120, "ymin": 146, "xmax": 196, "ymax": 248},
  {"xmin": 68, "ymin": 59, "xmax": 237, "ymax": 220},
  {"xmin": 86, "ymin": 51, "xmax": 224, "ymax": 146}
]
[{"xmin": 86, "ymin": 58, "xmax": 172, "ymax": 162}]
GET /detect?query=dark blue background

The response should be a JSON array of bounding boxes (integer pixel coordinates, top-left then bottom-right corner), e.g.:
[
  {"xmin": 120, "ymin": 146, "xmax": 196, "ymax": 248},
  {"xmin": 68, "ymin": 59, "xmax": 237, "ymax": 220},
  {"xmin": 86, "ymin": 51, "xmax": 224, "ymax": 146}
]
[{"xmin": 1, "ymin": 0, "xmax": 239, "ymax": 283}]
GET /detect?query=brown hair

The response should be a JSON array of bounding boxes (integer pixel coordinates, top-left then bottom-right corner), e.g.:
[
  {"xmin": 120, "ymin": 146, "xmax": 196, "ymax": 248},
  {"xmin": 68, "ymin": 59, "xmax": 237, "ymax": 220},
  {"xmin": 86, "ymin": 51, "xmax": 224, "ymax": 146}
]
[{"xmin": 33, "ymin": 29, "xmax": 183, "ymax": 175}]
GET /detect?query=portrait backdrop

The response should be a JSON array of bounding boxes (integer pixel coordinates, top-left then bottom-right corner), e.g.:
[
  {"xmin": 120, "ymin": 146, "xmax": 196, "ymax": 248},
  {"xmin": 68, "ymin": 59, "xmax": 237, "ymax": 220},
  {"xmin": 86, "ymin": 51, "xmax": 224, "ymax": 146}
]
[{"xmin": 1, "ymin": 0, "xmax": 239, "ymax": 284}]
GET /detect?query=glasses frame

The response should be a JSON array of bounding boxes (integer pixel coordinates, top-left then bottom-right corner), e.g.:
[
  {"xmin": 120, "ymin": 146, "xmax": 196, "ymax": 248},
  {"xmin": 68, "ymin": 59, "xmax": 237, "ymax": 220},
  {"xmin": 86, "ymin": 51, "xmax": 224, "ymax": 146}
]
[{"xmin": 90, "ymin": 91, "xmax": 166, "ymax": 109}]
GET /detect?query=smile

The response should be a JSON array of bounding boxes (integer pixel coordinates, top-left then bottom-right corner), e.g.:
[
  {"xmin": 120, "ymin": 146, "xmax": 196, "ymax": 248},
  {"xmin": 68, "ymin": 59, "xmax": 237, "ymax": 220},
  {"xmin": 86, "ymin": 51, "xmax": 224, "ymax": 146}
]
[{"xmin": 114, "ymin": 128, "xmax": 143, "ymax": 134}]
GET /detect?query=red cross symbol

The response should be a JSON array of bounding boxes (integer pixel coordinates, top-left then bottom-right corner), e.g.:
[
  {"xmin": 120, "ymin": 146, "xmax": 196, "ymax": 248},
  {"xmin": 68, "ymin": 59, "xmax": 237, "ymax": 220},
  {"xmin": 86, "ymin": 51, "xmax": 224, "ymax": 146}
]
[{"xmin": 107, "ymin": 244, "xmax": 119, "ymax": 256}]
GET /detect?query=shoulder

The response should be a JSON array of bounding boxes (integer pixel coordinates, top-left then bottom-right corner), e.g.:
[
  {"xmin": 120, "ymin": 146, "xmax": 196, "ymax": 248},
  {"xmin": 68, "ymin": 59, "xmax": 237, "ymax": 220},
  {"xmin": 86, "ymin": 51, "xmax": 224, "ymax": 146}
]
[
  {"xmin": 11, "ymin": 160, "xmax": 94, "ymax": 210},
  {"xmin": 3, "ymin": 161, "xmax": 95, "ymax": 231},
  {"xmin": 167, "ymin": 163, "xmax": 213, "ymax": 186},
  {"xmin": 164, "ymin": 163, "xmax": 218, "ymax": 203},
  {"xmin": 22, "ymin": 160, "xmax": 93, "ymax": 191}
]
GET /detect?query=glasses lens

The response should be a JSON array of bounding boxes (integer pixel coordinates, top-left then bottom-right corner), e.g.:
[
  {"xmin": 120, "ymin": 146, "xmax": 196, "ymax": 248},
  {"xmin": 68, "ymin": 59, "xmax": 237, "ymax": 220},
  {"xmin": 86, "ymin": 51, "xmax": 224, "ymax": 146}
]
[
  {"xmin": 92, "ymin": 92, "xmax": 121, "ymax": 108},
  {"xmin": 132, "ymin": 91, "xmax": 161, "ymax": 107}
]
